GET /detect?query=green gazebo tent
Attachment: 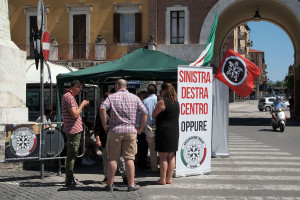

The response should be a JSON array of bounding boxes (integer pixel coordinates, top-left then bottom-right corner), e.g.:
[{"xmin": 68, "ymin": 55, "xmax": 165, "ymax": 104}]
[{"xmin": 56, "ymin": 48, "xmax": 189, "ymax": 122}]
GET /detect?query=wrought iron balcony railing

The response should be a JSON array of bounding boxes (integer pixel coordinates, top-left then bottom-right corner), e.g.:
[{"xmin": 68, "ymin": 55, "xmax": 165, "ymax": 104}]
[{"xmin": 17, "ymin": 43, "xmax": 144, "ymax": 61}]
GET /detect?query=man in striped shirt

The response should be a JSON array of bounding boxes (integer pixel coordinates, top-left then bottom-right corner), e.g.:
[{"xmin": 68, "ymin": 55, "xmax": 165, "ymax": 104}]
[
  {"xmin": 62, "ymin": 79, "xmax": 89, "ymax": 187},
  {"xmin": 100, "ymin": 79, "xmax": 148, "ymax": 192}
]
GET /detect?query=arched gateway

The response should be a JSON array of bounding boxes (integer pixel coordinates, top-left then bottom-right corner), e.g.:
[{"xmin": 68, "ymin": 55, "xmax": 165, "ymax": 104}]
[{"xmin": 200, "ymin": 0, "xmax": 300, "ymax": 119}]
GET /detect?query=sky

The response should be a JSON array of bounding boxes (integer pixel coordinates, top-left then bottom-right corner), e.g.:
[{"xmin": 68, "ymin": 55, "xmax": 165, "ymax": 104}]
[{"xmin": 247, "ymin": 21, "xmax": 294, "ymax": 83}]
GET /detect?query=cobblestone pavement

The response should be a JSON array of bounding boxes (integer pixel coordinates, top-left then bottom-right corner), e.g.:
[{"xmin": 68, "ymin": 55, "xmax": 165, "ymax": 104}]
[
  {"xmin": 2, "ymin": 129, "xmax": 300, "ymax": 200},
  {"xmin": 0, "ymin": 101, "xmax": 300, "ymax": 199},
  {"xmin": 0, "ymin": 167, "xmax": 144, "ymax": 200}
]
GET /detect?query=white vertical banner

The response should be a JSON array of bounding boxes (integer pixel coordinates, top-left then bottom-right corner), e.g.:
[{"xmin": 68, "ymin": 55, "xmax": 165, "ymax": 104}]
[{"xmin": 175, "ymin": 66, "xmax": 212, "ymax": 177}]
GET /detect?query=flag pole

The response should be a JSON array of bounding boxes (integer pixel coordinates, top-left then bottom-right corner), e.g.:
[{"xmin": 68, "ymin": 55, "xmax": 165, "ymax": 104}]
[{"xmin": 227, "ymin": 42, "xmax": 232, "ymax": 51}]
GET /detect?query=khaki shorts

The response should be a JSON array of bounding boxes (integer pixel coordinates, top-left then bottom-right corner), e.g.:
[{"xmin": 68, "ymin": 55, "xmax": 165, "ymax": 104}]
[{"xmin": 106, "ymin": 131, "xmax": 137, "ymax": 161}]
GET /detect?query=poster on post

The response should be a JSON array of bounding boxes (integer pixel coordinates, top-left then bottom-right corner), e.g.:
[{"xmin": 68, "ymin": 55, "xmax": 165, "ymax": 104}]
[
  {"xmin": 5, "ymin": 123, "xmax": 41, "ymax": 161},
  {"xmin": 175, "ymin": 66, "xmax": 212, "ymax": 177}
]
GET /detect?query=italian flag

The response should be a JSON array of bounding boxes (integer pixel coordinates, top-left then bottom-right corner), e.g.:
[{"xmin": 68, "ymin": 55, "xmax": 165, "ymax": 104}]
[{"xmin": 190, "ymin": 11, "xmax": 219, "ymax": 67}]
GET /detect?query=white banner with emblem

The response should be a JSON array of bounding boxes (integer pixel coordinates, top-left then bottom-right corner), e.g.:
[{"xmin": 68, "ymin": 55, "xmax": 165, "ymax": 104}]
[{"xmin": 175, "ymin": 66, "xmax": 212, "ymax": 176}]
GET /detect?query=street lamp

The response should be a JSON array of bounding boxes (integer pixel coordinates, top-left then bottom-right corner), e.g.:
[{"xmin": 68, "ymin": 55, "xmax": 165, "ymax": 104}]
[{"xmin": 253, "ymin": 9, "xmax": 261, "ymax": 20}]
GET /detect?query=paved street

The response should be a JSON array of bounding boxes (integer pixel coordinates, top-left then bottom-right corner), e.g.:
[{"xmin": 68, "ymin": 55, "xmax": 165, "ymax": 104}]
[{"xmin": 0, "ymin": 100, "xmax": 300, "ymax": 199}]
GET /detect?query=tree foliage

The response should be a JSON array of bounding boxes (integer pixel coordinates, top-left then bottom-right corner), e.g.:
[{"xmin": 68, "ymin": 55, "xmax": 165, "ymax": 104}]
[
  {"xmin": 271, "ymin": 80, "xmax": 284, "ymax": 87},
  {"xmin": 284, "ymin": 74, "xmax": 294, "ymax": 91}
]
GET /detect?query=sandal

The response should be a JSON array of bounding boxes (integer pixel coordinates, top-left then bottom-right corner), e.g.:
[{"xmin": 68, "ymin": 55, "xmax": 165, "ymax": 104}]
[{"xmin": 166, "ymin": 180, "xmax": 172, "ymax": 184}]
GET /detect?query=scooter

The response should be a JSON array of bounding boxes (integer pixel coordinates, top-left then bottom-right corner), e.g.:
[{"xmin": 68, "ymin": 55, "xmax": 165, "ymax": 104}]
[{"xmin": 271, "ymin": 108, "xmax": 286, "ymax": 132}]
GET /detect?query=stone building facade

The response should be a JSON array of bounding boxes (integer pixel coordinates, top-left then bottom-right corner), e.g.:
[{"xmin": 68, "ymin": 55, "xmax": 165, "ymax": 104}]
[
  {"xmin": 8, "ymin": 0, "xmax": 151, "ymax": 121},
  {"xmin": 249, "ymin": 49, "xmax": 268, "ymax": 99},
  {"xmin": 9, "ymin": 0, "xmax": 150, "ymax": 66},
  {"xmin": 4, "ymin": 0, "xmax": 300, "ymax": 120},
  {"xmin": 148, "ymin": 0, "xmax": 218, "ymax": 63}
]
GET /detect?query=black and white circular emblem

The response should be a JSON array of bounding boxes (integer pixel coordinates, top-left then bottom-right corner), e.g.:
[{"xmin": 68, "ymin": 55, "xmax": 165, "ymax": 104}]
[
  {"xmin": 222, "ymin": 56, "xmax": 247, "ymax": 86},
  {"xmin": 181, "ymin": 136, "xmax": 207, "ymax": 169},
  {"xmin": 9, "ymin": 127, "xmax": 37, "ymax": 156}
]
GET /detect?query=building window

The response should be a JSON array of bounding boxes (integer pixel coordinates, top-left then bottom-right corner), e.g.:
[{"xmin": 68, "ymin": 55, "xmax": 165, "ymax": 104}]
[
  {"xmin": 166, "ymin": 6, "xmax": 189, "ymax": 44},
  {"xmin": 67, "ymin": 5, "xmax": 92, "ymax": 59},
  {"xmin": 171, "ymin": 11, "xmax": 184, "ymax": 44},
  {"xmin": 29, "ymin": 16, "xmax": 38, "ymax": 58},
  {"xmin": 121, "ymin": 14, "xmax": 135, "ymax": 43},
  {"xmin": 113, "ymin": 3, "xmax": 142, "ymax": 44},
  {"xmin": 24, "ymin": 6, "xmax": 47, "ymax": 59},
  {"xmin": 73, "ymin": 14, "xmax": 86, "ymax": 59}
]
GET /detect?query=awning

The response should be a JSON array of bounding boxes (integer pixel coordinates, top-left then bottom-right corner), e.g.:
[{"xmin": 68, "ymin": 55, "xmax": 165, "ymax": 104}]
[
  {"xmin": 55, "ymin": 48, "xmax": 189, "ymax": 122},
  {"xmin": 26, "ymin": 60, "xmax": 78, "ymax": 84}
]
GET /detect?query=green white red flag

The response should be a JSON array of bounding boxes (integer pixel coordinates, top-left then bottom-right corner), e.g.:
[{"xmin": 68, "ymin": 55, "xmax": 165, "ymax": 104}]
[{"xmin": 190, "ymin": 11, "xmax": 218, "ymax": 67}]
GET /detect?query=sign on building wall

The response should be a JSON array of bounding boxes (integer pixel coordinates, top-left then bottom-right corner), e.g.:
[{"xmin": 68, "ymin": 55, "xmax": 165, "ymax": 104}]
[
  {"xmin": 5, "ymin": 124, "xmax": 41, "ymax": 161},
  {"xmin": 176, "ymin": 66, "xmax": 212, "ymax": 176}
]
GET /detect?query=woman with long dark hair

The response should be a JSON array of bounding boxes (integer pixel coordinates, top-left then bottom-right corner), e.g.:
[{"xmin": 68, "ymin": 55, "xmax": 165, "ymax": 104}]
[{"xmin": 152, "ymin": 82, "xmax": 179, "ymax": 185}]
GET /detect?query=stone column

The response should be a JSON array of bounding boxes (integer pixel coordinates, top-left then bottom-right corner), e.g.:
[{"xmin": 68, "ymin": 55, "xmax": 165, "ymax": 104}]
[
  {"xmin": 94, "ymin": 35, "xmax": 107, "ymax": 61},
  {"xmin": 0, "ymin": 0, "xmax": 27, "ymax": 167},
  {"xmin": 295, "ymin": 52, "xmax": 300, "ymax": 120},
  {"xmin": 0, "ymin": 0, "xmax": 28, "ymax": 123}
]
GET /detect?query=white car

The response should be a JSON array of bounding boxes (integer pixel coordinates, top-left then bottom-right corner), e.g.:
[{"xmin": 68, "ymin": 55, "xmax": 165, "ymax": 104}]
[{"xmin": 258, "ymin": 97, "xmax": 276, "ymax": 111}]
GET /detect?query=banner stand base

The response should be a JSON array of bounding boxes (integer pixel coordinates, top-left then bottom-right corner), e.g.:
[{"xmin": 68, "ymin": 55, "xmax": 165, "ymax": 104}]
[
  {"xmin": 174, "ymin": 170, "xmax": 211, "ymax": 178},
  {"xmin": 211, "ymin": 153, "xmax": 230, "ymax": 158}
]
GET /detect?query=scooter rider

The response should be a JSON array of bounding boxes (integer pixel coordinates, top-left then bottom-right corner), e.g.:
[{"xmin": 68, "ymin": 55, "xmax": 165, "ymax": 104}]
[{"xmin": 271, "ymin": 96, "xmax": 286, "ymax": 120}]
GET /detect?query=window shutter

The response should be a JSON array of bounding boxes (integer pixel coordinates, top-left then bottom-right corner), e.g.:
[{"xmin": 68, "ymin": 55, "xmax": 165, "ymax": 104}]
[
  {"xmin": 73, "ymin": 14, "xmax": 86, "ymax": 59},
  {"xmin": 135, "ymin": 13, "xmax": 142, "ymax": 43},
  {"xmin": 29, "ymin": 16, "xmax": 38, "ymax": 58},
  {"xmin": 113, "ymin": 13, "xmax": 120, "ymax": 43}
]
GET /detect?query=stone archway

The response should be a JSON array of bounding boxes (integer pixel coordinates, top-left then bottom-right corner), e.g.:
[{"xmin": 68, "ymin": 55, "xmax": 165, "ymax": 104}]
[{"xmin": 200, "ymin": 0, "xmax": 300, "ymax": 119}]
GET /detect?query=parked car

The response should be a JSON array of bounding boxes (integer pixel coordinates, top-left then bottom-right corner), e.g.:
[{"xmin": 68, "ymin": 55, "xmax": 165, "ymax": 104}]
[{"xmin": 258, "ymin": 97, "xmax": 276, "ymax": 111}]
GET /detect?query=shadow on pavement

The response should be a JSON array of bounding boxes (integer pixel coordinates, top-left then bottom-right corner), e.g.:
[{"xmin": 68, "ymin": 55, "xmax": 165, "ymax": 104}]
[
  {"xmin": 72, "ymin": 160, "xmax": 102, "ymax": 175},
  {"xmin": 71, "ymin": 159, "xmax": 160, "ymax": 178},
  {"xmin": 230, "ymin": 117, "xmax": 300, "ymax": 127},
  {"xmin": 138, "ymin": 180, "xmax": 156, "ymax": 187},
  {"xmin": 56, "ymin": 182, "xmax": 131, "ymax": 192},
  {"xmin": 19, "ymin": 181, "xmax": 64, "ymax": 187},
  {"xmin": 0, "ymin": 175, "xmax": 43, "ymax": 182},
  {"xmin": 135, "ymin": 168, "xmax": 160, "ymax": 178},
  {"xmin": 229, "ymin": 117, "xmax": 270, "ymax": 126},
  {"xmin": 57, "ymin": 186, "xmax": 109, "ymax": 192},
  {"xmin": 258, "ymin": 128, "xmax": 277, "ymax": 132}
]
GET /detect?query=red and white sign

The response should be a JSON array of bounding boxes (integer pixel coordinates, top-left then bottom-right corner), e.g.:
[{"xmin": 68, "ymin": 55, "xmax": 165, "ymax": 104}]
[
  {"xmin": 42, "ymin": 30, "xmax": 50, "ymax": 61},
  {"xmin": 176, "ymin": 66, "xmax": 212, "ymax": 177}
]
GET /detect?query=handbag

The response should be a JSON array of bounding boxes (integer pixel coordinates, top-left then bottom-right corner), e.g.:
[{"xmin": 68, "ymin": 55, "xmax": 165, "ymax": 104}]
[{"xmin": 145, "ymin": 120, "xmax": 156, "ymax": 137}]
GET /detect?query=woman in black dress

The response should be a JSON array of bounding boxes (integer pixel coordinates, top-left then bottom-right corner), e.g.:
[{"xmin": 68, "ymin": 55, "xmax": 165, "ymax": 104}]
[{"xmin": 152, "ymin": 82, "xmax": 179, "ymax": 185}]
